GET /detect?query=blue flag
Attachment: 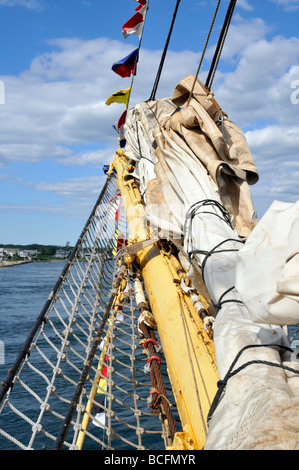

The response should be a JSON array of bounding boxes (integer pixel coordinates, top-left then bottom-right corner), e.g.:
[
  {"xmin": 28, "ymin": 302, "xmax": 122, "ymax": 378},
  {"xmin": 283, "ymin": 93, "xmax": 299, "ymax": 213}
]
[{"xmin": 112, "ymin": 49, "xmax": 139, "ymax": 78}]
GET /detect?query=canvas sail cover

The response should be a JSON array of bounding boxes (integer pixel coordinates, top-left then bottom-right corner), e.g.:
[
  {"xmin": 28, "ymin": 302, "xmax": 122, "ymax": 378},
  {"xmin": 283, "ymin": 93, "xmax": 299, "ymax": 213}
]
[
  {"xmin": 125, "ymin": 75, "xmax": 258, "ymax": 239},
  {"xmin": 123, "ymin": 75, "xmax": 299, "ymax": 449},
  {"xmin": 236, "ymin": 200, "xmax": 299, "ymax": 326}
]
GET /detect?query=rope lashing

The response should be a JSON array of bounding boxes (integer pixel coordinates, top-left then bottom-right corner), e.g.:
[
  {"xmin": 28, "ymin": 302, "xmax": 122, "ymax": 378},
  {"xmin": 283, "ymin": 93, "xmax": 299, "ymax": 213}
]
[
  {"xmin": 144, "ymin": 355, "xmax": 162, "ymax": 375},
  {"xmin": 147, "ymin": 389, "xmax": 161, "ymax": 406},
  {"xmin": 207, "ymin": 343, "xmax": 299, "ymax": 423},
  {"xmin": 147, "ymin": 389, "xmax": 172, "ymax": 409},
  {"xmin": 211, "ymin": 286, "xmax": 243, "ymax": 314},
  {"xmin": 138, "ymin": 310, "xmax": 177, "ymax": 440},
  {"xmin": 144, "ymin": 338, "xmax": 162, "ymax": 354},
  {"xmin": 184, "ymin": 199, "xmax": 244, "ymax": 283}
]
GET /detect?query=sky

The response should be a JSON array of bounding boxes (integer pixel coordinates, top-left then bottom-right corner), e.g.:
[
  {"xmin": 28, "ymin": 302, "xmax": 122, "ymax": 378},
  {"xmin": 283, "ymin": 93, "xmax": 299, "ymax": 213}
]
[{"xmin": 0, "ymin": 0, "xmax": 298, "ymax": 246}]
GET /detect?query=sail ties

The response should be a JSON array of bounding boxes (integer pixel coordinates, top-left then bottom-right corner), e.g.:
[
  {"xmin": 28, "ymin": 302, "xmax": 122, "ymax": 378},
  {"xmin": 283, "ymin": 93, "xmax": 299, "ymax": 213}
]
[
  {"xmin": 184, "ymin": 199, "xmax": 245, "ymax": 315},
  {"xmin": 211, "ymin": 286, "xmax": 243, "ymax": 315},
  {"xmin": 207, "ymin": 343, "xmax": 299, "ymax": 424},
  {"xmin": 184, "ymin": 199, "xmax": 240, "ymax": 268}
]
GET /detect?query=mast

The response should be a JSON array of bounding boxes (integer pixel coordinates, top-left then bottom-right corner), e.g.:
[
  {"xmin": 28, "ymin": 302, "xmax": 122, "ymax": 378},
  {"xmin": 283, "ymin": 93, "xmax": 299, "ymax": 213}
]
[{"xmin": 110, "ymin": 150, "xmax": 219, "ymax": 450}]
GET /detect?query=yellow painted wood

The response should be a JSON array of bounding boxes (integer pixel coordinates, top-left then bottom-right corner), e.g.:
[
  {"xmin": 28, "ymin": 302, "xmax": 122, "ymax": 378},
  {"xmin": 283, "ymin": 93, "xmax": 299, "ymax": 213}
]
[
  {"xmin": 113, "ymin": 151, "xmax": 219, "ymax": 449},
  {"xmin": 76, "ymin": 288, "xmax": 124, "ymax": 450}
]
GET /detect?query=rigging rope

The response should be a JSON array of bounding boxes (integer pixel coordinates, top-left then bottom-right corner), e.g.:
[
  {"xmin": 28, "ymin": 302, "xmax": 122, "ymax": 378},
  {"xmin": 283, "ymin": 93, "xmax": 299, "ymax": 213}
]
[
  {"xmin": 0, "ymin": 176, "xmax": 180, "ymax": 450},
  {"xmin": 148, "ymin": 0, "xmax": 181, "ymax": 101},
  {"xmin": 53, "ymin": 273, "xmax": 123, "ymax": 450},
  {"xmin": 207, "ymin": 343, "xmax": 299, "ymax": 423},
  {"xmin": 0, "ymin": 174, "xmax": 113, "ymax": 405},
  {"xmin": 187, "ymin": 0, "xmax": 222, "ymax": 107},
  {"xmin": 205, "ymin": 0, "xmax": 237, "ymax": 90},
  {"xmin": 126, "ymin": 0, "xmax": 151, "ymax": 110}
]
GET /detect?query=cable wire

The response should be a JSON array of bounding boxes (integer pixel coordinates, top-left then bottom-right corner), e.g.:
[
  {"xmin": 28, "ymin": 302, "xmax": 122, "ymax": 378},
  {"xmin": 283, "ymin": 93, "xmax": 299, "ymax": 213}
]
[
  {"xmin": 148, "ymin": 0, "xmax": 181, "ymax": 101},
  {"xmin": 205, "ymin": 0, "xmax": 237, "ymax": 90}
]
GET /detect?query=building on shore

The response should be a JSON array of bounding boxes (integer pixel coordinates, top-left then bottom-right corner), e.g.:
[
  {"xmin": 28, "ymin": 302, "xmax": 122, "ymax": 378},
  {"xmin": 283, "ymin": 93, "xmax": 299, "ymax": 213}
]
[{"xmin": 0, "ymin": 247, "xmax": 38, "ymax": 260}]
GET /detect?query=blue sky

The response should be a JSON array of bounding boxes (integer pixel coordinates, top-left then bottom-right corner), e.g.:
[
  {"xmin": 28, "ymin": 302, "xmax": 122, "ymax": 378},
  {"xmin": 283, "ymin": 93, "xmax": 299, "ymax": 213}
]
[{"xmin": 0, "ymin": 0, "xmax": 298, "ymax": 246}]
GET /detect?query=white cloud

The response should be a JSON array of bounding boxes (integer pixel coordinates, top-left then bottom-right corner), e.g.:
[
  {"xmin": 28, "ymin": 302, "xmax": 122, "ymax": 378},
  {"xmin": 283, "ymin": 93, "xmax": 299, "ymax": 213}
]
[
  {"xmin": 61, "ymin": 147, "xmax": 117, "ymax": 167},
  {"xmin": 246, "ymin": 126, "xmax": 299, "ymax": 157},
  {"xmin": 1, "ymin": 11, "xmax": 299, "ymax": 225},
  {"xmin": 32, "ymin": 176, "xmax": 105, "ymax": 199},
  {"xmin": 0, "ymin": 37, "xmax": 199, "ymax": 167},
  {"xmin": 0, "ymin": 35, "xmax": 200, "ymax": 230},
  {"xmin": 270, "ymin": 0, "xmax": 299, "ymax": 11},
  {"xmin": 236, "ymin": 0, "xmax": 254, "ymax": 11},
  {"xmin": 0, "ymin": 0, "xmax": 42, "ymax": 8},
  {"xmin": 215, "ymin": 35, "xmax": 299, "ymax": 126},
  {"xmin": 0, "ymin": 175, "xmax": 107, "ymax": 220},
  {"xmin": 210, "ymin": 15, "xmax": 270, "ymax": 62},
  {"xmin": 0, "ymin": 39, "xmax": 122, "ymax": 165},
  {"xmin": 202, "ymin": 15, "xmax": 299, "ymax": 217}
]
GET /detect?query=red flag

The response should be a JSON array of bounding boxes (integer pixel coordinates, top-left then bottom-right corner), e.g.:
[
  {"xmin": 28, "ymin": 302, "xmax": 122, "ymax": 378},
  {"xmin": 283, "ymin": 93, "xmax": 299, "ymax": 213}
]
[
  {"xmin": 113, "ymin": 110, "xmax": 127, "ymax": 141},
  {"xmin": 135, "ymin": 0, "xmax": 146, "ymax": 11},
  {"xmin": 122, "ymin": 4, "xmax": 147, "ymax": 39}
]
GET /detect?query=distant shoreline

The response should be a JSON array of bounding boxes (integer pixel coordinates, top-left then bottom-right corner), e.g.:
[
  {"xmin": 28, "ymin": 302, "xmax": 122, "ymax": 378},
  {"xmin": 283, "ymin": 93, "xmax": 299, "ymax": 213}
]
[
  {"xmin": 0, "ymin": 260, "xmax": 33, "ymax": 268},
  {"xmin": 0, "ymin": 259, "xmax": 67, "ymax": 268}
]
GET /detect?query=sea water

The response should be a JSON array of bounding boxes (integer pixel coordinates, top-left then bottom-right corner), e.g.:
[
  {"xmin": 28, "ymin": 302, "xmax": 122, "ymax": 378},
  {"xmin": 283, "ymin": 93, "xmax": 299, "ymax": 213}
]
[
  {"xmin": 0, "ymin": 261, "xmax": 66, "ymax": 386},
  {"xmin": 0, "ymin": 262, "xmax": 298, "ymax": 450},
  {"xmin": 0, "ymin": 261, "xmax": 176, "ymax": 451},
  {"xmin": 0, "ymin": 262, "xmax": 65, "ymax": 450}
]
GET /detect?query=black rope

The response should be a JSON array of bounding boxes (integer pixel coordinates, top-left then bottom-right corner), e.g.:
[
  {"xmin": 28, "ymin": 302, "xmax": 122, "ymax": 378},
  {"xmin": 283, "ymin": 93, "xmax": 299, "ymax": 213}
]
[
  {"xmin": 184, "ymin": 199, "xmax": 245, "ymax": 314},
  {"xmin": 187, "ymin": 0, "xmax": 222, "ymax": 107},
  {"xmin": 211, "ymin": 285, "xmax": 243, "ymax": 313},
  {"xmin": 184, "ymin": 199, "xmax": 243, "ymax": 277},
  {"xmin": 185, "ymin": 199, "xmax": 234, "ymax": 234},
  {"xmin": 148, "ymin": 0, "xmax": 181, "ymax": 101},
  {"xmin": 207, "ymin": 343, "xmax": 299, "ymax": 423},
  {"xmin": 205, "ymin": 0, "xmax": 237, "ymax": 90},
  {"xmin": 189, "ymin": 238, "xmax": 244, "ymax": 283}
]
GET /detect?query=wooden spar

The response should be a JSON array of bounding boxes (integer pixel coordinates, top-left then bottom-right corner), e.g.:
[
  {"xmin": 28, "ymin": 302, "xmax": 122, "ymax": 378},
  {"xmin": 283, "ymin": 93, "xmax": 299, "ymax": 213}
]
[{"xmin": 111, "ymin": 149, "xmax": 219, "ymax": 450}]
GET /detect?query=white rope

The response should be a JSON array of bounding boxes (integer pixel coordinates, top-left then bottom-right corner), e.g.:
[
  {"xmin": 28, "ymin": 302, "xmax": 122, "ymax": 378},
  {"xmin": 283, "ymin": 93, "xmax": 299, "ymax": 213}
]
[{"xmin": 0, "ymin": 177, "xmax": 178, "ymax": 450}]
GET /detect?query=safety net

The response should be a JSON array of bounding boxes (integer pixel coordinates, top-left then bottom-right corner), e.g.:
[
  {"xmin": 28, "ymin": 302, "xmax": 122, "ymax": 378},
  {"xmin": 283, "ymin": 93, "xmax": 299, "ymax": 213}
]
[{"xmin": 0, "ymin": 173, "xmax": 180, "ymax": 450}]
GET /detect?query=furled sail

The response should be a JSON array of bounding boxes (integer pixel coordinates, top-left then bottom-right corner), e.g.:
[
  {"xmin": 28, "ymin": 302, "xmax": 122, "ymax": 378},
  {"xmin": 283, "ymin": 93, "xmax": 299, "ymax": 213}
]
[{"xmin": 123, "ymin": 75, "xmax": 299, "ymax": 450}]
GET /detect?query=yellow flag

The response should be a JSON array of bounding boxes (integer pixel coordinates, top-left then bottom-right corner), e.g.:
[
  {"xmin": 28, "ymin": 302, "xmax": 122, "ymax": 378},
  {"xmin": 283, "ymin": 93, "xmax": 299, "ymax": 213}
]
[
  {"xmin": 98, "ymin": 377, "xmax": 108, "ymax": 394},
  {"xmin": 112, "ymin": 228, "xmax": 120, "ymax": 256},
  {"xmin": 105, "ymin": 87, "xmax": 131, "ymax": 106}
]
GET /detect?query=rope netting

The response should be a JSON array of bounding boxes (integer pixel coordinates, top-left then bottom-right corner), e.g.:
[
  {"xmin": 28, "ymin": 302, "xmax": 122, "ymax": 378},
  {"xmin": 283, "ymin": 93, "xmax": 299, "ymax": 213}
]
[{"xmin": 0, "ymin": 174, "xmax": 180, "ymax": 450}]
